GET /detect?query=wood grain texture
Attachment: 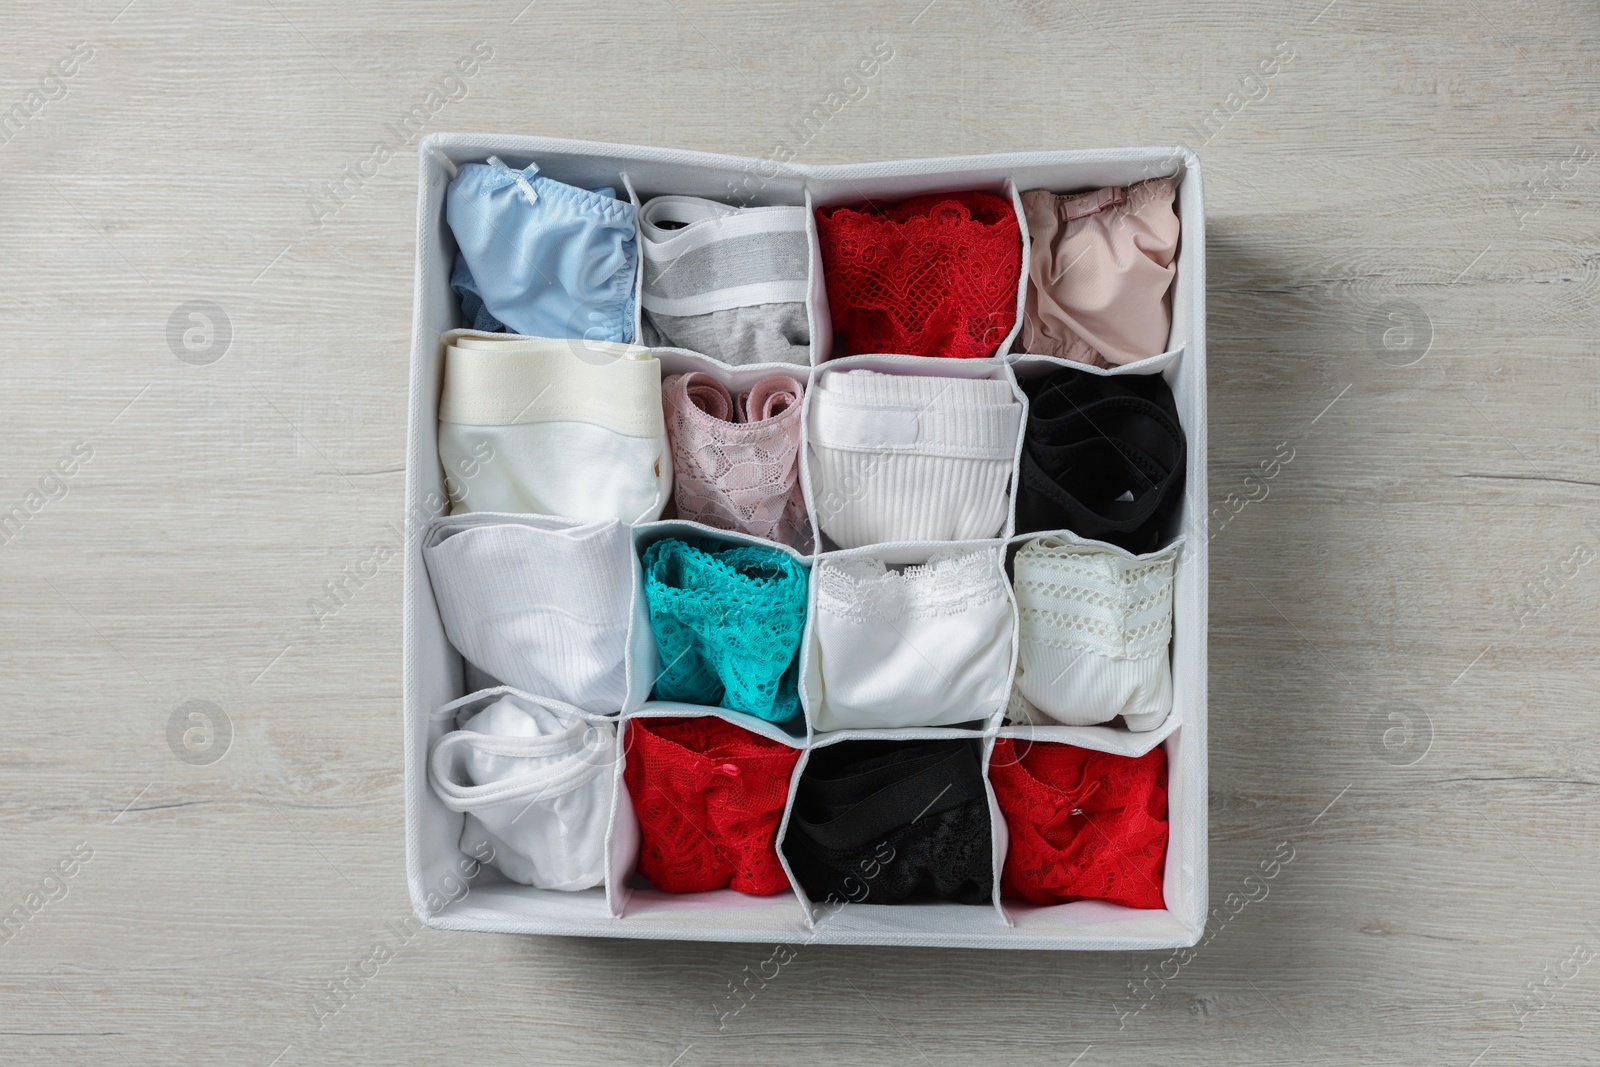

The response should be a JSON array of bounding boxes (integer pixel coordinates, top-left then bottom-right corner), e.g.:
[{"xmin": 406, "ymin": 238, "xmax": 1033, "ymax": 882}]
[{"xmin": 0, "ymin": 0, "xmax": 1596, "ymax": 1063}]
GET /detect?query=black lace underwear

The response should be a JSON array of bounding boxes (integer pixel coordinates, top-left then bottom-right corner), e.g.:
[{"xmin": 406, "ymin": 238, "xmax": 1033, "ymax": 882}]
[{"xmin": 783, "ymin": 739, "xmax": 993, "ymax": 906}]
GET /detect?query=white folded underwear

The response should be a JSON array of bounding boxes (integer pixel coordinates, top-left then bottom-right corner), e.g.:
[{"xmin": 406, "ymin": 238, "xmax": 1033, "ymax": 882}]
[
  {"xmin": 428, "ymin": 690, "xmax": 613, "ymax": 890},
  {"xmin": 1010, "ymin": 536, "xmax": 1177, "ymax": 731},
  {"xmin": 422, "ymin": 515, "xmax": 636, "ymax": 712},
  {"xmin": 437, "ymin": 331, "xmax": 671, "ymax": 522},
  {"xmin": 808, "ymin": 369, "xmax": 1022, "ymax": 548},
  {"xmin": 811, "ymin": 547, "xmax": 1013, "ymax": 731}
]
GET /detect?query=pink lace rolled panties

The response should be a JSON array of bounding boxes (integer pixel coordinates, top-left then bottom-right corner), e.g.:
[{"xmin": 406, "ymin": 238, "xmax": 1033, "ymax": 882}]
[
  {"xmin": 662, "ymin": 372, "xmax": 808, "ymax": 548},
  {"xmin": 1019, "ymin": 178, "xmax": 1180, "ymax": 367}
]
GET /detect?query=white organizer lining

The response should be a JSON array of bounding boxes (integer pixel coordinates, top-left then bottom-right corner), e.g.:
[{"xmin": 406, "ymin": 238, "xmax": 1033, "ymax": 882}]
[
  {"xmin": 618, "ymin": 171, "xmax": 644, "ymax": 346},
  {"xmin": 802, "ymin": 186, "xmax": 829, "ymax": 365},
  {"xmin": 405, "ymin": 136, "xmax": 1206, "ymax": 949}
]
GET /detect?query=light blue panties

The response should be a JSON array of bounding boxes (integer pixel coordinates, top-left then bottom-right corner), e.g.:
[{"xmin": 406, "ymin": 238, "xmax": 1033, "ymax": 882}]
[{"xmin": 445, "ymin": 157, "xmax": 637, "ymax": 342}]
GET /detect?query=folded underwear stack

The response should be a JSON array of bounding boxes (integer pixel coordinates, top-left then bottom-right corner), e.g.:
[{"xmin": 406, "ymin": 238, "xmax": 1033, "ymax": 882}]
[
  {"xmin": 808, "ymin": 369, "xmax": 1021, "ymax": 548},
  {"xmin": 989, "ymin": 739, "xmax": 1168, "ymax": 909},
  {"xmin": 783, "ymin": 739, "xmax": 994, "ymax": 905},
  {"xmin": 1010, "ymin": 537, "xmax": 1177, "ymax": 731},
  {"xmin": 642, "ymin": 538, "xmax": 808, "ymax": 724},
  {"xmin": 438, "ymin": 332, "xmax": 670, "ymax": 523},
  {"xmin": 422, "ymin": 516, "xmax": 637, "ymax": 712},
  {"xmin": 1019, "ymin": 178, "xmax": 1180, "ymax": 367},
  {"xmin": 811, "ymin": 549, "xmax": 1012, "ymax": 732},
  {"xmin": 447, "ymin": 157, "xmax": 637, "ymax": 342},
  {"xmin": 639, "ymin": 195, "xmax": 811, "ymax": 365},
  {"xmin": 428, "ymin": 691, "xmax": 614, "ymax": 891}
]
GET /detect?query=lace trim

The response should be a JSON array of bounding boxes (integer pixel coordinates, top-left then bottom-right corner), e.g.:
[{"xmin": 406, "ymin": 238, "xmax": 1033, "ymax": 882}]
[
  {"xmin": 1013, "ymin": 539, "xmax": 1174, "ymax": 658},
  {"xmin": 1124, "ymin": 175, "xmax": 1176, "ymax": 214},
  {"xmin": 816, "ymin": 549, "xmax": 1003, "ymax": 622},
  {"xmin": 1043, "ymin": 176, "xmax": 1174, "ymax": 223},
  {"xmin": 816, "ymin": 191, "xmax": 1022, "ymax": 360},
  {"xmin": 822, "ymin": 368, "xmax": 1016, "ymax": 406},
  {"xmin": 990, "ymin": 738, "xmax": 1168, "ymax": 909},
  {"xmin": 642, "ymin": 540, "xmax": 808, "ymax": 722}
]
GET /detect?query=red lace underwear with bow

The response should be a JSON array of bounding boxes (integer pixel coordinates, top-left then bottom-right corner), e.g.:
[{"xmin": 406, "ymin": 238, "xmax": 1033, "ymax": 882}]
[
  {"xmin": 624, "ymin": 716, "xmax": 801, "ymax": 895},
  {"xmin": 989, "ymin": 738, "xmax": 1168, "ymax": 909},
  {"xmin": 816, "ymin": 191, "xmax": 1022, "ymax": 360}
]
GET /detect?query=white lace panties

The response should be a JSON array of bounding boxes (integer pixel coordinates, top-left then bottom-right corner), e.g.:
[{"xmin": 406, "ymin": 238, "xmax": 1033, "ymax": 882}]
[
  {"xmin": 811, "ymin": 547, "xmax": 1013, "ymax": 731},
  {"xmin": 1010, "ymin": 536, "xmax": 1176, "ymax": 731}
]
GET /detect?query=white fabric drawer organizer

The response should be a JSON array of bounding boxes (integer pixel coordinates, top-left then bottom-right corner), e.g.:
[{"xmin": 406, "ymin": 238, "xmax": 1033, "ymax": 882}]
[{"xmin": 404, "ymin": 134, "xmax": 1208, "ymax": 950}]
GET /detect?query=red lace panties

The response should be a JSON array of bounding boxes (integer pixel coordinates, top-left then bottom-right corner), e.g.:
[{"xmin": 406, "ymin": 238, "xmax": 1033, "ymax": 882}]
[
  {"xmin": 816, "ymin": 191, "xmax": 1022, "ymax": 360},
  {"xmin": 989, "ymin": 738, "xmax": 1168, "ymax": 909},
  {"xmin": 623, "ymin": 716, "xmax": 801, "ymax": 895}
]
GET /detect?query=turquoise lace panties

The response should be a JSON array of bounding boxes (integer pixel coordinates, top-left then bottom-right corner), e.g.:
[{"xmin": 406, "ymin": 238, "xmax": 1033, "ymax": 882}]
[{"xmin": 642, "ymin": 538, "xmax": 807, "ymax": 723}]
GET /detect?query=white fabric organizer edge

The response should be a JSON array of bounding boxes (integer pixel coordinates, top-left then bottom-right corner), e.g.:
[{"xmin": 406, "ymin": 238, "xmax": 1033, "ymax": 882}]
[{"xmin": 404, "ymin": 135, "xmax": 1208, "ymax": 951}]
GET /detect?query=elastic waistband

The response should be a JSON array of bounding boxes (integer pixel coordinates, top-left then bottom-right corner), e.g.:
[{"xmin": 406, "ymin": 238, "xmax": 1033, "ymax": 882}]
[
  {"xmin": 640, "ymin": 195, "xmax": 808, "ymax": 256},
  {"xmin": 639, "ymin": 196, "xmax": 811, "ymax": 316},
  {"xmin": 454, "ymin": 158, "xmax": 637, "ymax": 225},
  {"xmin": 439, "ymin": 334, "xmax": 663, "ymax": 437},
  {"xmin": 429, "ymin": 725, "xmax": 611, "ymax": 811},
  {"xmin": 810, "ymin": 388, "xmax": 1020, "ymax": 459},
  {"xmin": 664, "ymin": 372, "xmax": 804, "ymax": 437},
  {"xmin": 1030, "ymin": 176, "xmax": 1176, "ymax": 224},
  {"xmin": 795, "ymin": 744, "xmax": 984, "ymax": 850},
  {"xmin": 823, "ymin": 368, "xmax": 1014, "ymax": 405}
]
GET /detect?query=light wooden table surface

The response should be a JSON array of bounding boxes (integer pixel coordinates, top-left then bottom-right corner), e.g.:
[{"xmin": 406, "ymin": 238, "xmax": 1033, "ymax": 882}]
[{"xmin": 2, "ymin": 2, "xmax": 1595, "ymax": 1063}]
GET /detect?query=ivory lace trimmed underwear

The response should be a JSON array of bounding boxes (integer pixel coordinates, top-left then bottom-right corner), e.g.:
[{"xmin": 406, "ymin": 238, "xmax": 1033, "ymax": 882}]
[
  {"xmin": 811, "ymin": 548, "xmax": 1012, "ymax": 731},
  {"xmin": 1010, "ymin": 536, "xmax": 1176, "ymax": 731}
]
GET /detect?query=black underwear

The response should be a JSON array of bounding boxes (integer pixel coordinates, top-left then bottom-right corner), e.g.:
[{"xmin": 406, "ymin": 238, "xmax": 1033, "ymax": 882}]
[
  {"xmin": 1015, "ymin": 367, "xmax": 1187, "ymax": 553},
  {"xmin": 783, "ymin": 740, "xmax": 993, "ymax": 906}
]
